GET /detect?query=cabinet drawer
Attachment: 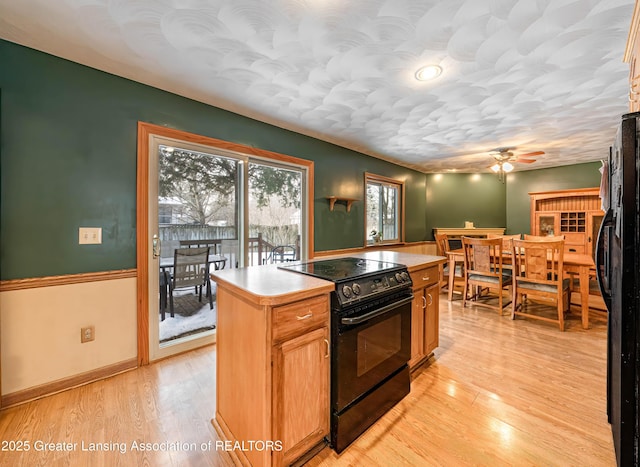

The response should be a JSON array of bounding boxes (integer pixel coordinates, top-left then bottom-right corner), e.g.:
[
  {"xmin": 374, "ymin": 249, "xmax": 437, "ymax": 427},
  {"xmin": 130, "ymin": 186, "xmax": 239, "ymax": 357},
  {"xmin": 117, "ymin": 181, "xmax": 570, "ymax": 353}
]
[
  {"xmin": 273, "ymin": 295, "xmax": 329, "ymax": 342},
  {"xmin": 564, "ymin": 244, "xmax": 585, "ymax": 254},
  {"xmin": 410, "ymin": 266, "xmax": 438, "ymax": 289}
]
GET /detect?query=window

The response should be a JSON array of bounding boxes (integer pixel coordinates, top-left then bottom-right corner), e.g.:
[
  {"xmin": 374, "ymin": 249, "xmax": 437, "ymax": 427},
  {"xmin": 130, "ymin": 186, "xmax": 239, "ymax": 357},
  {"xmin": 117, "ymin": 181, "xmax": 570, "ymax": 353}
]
[{"xmin": 365, "ymin": 173, "xmax": 404, "ymax": 245}]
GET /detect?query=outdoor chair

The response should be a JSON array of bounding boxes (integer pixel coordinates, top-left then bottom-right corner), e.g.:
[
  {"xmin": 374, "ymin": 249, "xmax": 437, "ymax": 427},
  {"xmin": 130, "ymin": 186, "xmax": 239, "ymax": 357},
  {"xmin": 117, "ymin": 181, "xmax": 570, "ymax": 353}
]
[
  {"xmin": 267, "ymin": 245, "xmax": 297, "ymax": 263},
  {"xmin": 168, "ymin": 247, "xmax": 213, "ymax": 317}
]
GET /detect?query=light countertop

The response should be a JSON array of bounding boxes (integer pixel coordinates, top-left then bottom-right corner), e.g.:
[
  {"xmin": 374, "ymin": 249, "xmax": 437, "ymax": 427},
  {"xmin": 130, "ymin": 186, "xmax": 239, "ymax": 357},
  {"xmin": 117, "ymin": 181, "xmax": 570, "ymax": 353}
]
[{"xmin": 210, "ymin": 250, "xmax": 446, "ymax": 306}]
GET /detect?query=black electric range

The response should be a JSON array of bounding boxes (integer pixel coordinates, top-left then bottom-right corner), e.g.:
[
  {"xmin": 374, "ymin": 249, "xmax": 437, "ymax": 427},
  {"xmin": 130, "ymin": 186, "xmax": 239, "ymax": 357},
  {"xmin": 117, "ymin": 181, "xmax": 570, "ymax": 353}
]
[{"xmin": 280, "ymin": 257, "xmax": 413, "ymax": 453}]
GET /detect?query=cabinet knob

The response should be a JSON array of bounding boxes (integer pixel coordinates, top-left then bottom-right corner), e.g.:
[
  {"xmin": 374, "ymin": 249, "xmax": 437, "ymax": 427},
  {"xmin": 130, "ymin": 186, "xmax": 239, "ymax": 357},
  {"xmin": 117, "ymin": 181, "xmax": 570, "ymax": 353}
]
[
  {"xmin": 422, "ymin": 275, "xmax": 430, "ymax": 281},
  {"xmin": 427, "ymin": 293, "xmax": 433, "ymax": 306},
  {"xmin": 421, "ymin": 296, "xmax": 427, "ymax": 309},
  {"xmin": 296, "ymin": 312, "xmax": 313, "ymax": 320},
  {"xmin": 323, "ymin": 339, "xmax": 330, "ymax": 358}
]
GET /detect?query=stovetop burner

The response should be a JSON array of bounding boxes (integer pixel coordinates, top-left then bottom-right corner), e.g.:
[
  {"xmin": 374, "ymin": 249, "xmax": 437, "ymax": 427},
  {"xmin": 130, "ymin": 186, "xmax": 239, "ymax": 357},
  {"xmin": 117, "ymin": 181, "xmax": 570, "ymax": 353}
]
[
  {"xmin": 279, "ymin": 257, "xmax": 404, "ymax": 282},
  {"xmin": 279, "ymin": 257, "xmax": 412, "ymax": 309}
]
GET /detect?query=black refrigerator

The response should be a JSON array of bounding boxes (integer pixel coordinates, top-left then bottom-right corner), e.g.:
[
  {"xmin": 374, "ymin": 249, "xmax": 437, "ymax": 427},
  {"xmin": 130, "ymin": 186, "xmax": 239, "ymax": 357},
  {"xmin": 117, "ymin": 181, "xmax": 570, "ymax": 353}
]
[{"xmin": 597, "ymin": 111, "xmax": 640, "ymax": 466}]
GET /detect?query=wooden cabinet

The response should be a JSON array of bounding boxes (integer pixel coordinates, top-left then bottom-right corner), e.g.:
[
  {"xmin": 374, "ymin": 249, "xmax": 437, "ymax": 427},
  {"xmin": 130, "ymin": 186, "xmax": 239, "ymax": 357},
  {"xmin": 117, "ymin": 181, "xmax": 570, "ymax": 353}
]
[
  {"xmin": 409, "ymin": 266, "xmax": 439, "ymax": 369},
  {"xmin": 272, "ymin": 326, "xmax": 329, "ymax": 466},
  {"xmin": 214, "ymin": 287, "xmax": 330, "ymax": 467},
  {"xmin": 433, "ymin": 227, "xmax": 505, "ymax": 240},
  {"xmin": 529, "ymin": 188, "xmax": 604, "ymax": 257},
  {"xmin": 625, "ymin": 2, "xmax": 640, "ymax": 111},
  {"xmin": 424, "ymin": 283, "xmax": 439, "ymax": 354}
]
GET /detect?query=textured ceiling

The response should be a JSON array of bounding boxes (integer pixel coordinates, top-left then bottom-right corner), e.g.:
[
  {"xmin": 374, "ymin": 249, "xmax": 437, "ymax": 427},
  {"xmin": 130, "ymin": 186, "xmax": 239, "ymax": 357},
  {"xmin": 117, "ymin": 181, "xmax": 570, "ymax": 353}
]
[{"xmin": 0, "ymin": 0, "xmax": 635, "ymax": 173}]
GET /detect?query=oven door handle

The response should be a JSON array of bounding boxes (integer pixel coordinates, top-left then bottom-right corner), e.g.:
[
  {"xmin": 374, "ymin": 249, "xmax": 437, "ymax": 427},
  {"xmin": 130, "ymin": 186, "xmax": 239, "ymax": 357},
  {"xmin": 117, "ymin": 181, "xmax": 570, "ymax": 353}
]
[{"xmin": 340, "ymin": 296, "xmax": 413, "ymax": 325}]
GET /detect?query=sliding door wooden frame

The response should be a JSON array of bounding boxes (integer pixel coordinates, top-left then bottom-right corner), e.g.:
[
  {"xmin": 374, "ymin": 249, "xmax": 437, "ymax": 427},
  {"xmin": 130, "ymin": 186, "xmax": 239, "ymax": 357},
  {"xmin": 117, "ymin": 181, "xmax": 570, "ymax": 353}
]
[{"xmin": 136, "ymin": 122, "xmax": 314, "ymax": 365}]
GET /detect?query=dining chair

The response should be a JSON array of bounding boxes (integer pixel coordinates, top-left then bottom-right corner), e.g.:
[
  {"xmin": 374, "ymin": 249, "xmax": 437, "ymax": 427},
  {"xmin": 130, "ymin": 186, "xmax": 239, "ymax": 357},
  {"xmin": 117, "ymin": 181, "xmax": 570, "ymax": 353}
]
[
  {"xmin": 487, "ymin": 234, "xmax": 522, "ymax": 274},
  {"xmin": 569, "ymin": 267, "xmax": 607, "ymax": 311},
  {"xmin": 436, "ymin": 233, "xmax": 464, "ymax": 296},
  {"xmin": 461, "ymin": 237, "xmax": 512, "ymax": 313},
  {"xmin": 168, "ymin": 247, "xmax": 213, "ymax": 317},
  {"xmin": 488, "ymin": 233, "xmax": 522, "ymax": 250},
  {"xmin": 435, "ymin": 233, "xmax": 450, "ymax": 288},
  {"xmin": 159, "ymin": 269, "xmax": 169, "ymax": 321},
  {"xmin": 511, "ymin": 239, "xmax": 571, "ymax": 331}
]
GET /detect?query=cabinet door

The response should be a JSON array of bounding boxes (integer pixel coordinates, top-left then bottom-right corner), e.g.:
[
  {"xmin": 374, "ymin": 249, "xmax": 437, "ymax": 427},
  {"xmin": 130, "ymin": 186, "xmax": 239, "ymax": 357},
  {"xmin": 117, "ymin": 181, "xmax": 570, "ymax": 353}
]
[
  {"xmin": 272, "ymin": 326, "xmax": 329, "ymax": 466},
  {"xmin": 588, "ymin": 213, "xmax": 604, "ymax": 258},
  {"xmin": 424, "ymin": 283, "xmax": 439, "ymax": 354},
  {"xmin": 409, "ymin": 292, "xmax": 425, "ymax": 369},
  {"xmin": 535, "ymin": 213, "xmax": 558, "ymax": 236}
]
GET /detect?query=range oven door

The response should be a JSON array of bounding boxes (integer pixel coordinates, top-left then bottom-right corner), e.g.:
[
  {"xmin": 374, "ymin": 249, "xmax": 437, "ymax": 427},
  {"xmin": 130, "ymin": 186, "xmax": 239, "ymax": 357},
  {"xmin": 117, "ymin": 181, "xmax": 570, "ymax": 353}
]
[{"xmin": 332, "ymin": 294, "xmax": 412, "ymax": 412}]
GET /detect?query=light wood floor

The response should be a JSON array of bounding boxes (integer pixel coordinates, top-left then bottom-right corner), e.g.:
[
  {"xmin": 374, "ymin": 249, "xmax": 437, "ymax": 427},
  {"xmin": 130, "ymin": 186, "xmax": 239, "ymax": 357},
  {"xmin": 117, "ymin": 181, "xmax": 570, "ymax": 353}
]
[{"xmin": 0, "ymin": 295, "xmax": 615, "ymax": 466}]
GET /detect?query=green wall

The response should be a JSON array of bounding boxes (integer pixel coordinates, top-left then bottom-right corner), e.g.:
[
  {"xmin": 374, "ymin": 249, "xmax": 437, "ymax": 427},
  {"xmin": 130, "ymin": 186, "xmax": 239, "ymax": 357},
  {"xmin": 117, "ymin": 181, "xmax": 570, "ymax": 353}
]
[
  {"xmin": 422, "ymin": 165, "xmax": 602, "ymax": 240},
  {"xmin": 425, "ymin": 173, "xmax": 507, "ymax": 239},
  {"xmin": 0, "ymin": 40, "xmax": 429, "ymax": 280},
  {"xmin": 505, "ymin": 162, "xmax": 603, "ymax": 235},
  {"xmin": 0, "ymin": 40, "xmax": 605, "ymax": 280}
]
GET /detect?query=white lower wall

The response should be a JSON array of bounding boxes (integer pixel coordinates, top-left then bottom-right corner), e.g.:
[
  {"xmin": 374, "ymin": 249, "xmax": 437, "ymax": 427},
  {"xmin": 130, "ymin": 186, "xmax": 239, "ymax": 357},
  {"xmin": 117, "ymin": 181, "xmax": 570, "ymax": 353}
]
[{"xmin": 0, "ymin": 277, "xmax": 137, "ymax": 395}]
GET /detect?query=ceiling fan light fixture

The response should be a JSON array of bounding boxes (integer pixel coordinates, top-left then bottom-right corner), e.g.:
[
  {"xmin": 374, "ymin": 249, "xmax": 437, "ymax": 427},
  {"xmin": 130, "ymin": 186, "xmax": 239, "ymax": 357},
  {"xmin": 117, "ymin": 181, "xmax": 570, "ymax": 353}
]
[
  {"xmin": 415, "ymin": 65, "xmax": 442, "ymax": 81},
  {"xmin": 502, "ymin": 162, "xmax": 514, "ymax": 172},
  {"xmin": 490, "ymin": 163, "xmax": 501, "ymax": 173}
]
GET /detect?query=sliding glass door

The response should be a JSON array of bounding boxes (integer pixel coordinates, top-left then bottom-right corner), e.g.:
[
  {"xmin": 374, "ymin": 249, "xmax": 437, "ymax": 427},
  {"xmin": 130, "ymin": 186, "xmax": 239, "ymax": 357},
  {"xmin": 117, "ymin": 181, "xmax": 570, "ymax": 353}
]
[
  {"xmin": 144, "ymin": 129, "xmax": 309, "ymax": 361},
  {"xmin": 247, "ymin": 161, "xmax": 304, "ymax": 266}
]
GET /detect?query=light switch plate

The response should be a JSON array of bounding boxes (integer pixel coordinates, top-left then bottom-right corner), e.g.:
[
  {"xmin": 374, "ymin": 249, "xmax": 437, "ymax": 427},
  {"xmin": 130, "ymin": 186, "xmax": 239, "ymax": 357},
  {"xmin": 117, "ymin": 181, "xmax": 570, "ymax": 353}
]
[{"xmin": 79, "ymin": 227, "xmax": 102, "ymax": 244}]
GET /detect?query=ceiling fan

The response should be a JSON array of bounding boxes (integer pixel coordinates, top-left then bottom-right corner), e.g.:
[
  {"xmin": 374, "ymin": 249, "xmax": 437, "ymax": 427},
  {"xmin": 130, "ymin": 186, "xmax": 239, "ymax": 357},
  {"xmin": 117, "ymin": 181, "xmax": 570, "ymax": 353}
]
[
  {"xmin": 488, "ymin": 146, "xmax": 544, "ymax": 172},
  {"xmin": 486, "ymin": 147, "xmax": 544, "ymax": 181},
  {"xmin": 489, "ymin": 146, "xmax": 544, "ymax": 164}
]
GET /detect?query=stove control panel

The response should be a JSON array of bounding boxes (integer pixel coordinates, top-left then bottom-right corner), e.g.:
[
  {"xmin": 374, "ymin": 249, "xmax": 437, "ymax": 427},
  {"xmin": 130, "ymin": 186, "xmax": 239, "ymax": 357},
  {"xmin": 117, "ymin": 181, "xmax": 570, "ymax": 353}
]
[{"xmin": 335, "ymin": 269, "xmax": 412, "ymax": 307}]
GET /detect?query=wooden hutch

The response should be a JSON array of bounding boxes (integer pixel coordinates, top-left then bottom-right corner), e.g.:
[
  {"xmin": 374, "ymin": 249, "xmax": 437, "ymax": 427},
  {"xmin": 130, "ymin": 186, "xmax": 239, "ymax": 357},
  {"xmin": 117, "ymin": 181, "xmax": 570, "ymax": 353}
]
[
  {"xmin": 529, "ymin": 188, "xmax": 604, "ymax": 257},
  {"xmin": 624, "ymin": 0, "xmax": 640, "ymax": 112}
]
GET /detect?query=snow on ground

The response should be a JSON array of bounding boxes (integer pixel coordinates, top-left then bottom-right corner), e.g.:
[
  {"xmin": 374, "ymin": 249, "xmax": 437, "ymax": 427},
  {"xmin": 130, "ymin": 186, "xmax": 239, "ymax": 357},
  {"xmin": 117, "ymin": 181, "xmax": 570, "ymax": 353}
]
[{"xmin": 159, "ymin": 284, "xmax": 217, "ymax": 342}]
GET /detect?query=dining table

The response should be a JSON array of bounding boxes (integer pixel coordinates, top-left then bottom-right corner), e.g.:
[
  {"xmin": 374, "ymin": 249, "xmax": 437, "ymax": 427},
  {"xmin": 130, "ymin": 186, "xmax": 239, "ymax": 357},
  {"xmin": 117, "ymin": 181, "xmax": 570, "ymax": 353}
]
[
  {"xmin": 446, "ymin": 248, "xmax": 595, "ymax": 329},
  {"xmin": 159, "ymin": 253, "xmax": 227, "ymax": 273}
]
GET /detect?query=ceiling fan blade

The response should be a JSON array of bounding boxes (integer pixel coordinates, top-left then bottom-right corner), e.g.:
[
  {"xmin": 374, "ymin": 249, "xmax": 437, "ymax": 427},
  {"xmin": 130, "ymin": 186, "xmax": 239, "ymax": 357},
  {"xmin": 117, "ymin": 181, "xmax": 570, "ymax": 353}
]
[
  {"xmin": 515, "ymin": 158, "xmax": 536, "ymax": 163},
  {"xmin": 519, "ymin": 151, "xmax": 545, "ymax": 158}
]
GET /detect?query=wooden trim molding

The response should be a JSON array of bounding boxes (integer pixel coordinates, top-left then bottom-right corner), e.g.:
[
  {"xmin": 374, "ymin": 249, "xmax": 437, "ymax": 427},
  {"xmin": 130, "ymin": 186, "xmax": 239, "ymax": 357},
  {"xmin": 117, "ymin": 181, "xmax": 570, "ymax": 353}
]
[
  {"xmin": 624, "ymin": 0, "xmax": 640, "ymax": 63},
  {"xmin": 0, "ymin": 269, "xmax": 137, "ymax": 292},
  {"xmin": 364, "ymin": 172, "xmax": 406, "ymax": 244},
  {"xmin": 527, "ymin": 187, "xmax": 600, "ymax": 199},
  {"xmin": 1, "ymin": 358, "xmax": 137, "ymax": 408}
]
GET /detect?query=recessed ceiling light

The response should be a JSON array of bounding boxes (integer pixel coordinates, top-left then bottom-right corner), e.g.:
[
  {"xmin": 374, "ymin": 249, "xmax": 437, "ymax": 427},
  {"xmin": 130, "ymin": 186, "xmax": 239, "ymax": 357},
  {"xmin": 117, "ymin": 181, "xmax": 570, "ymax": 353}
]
[{"xmin": 415, "ymin": 65, "xmax": 442, "ymax": 81}]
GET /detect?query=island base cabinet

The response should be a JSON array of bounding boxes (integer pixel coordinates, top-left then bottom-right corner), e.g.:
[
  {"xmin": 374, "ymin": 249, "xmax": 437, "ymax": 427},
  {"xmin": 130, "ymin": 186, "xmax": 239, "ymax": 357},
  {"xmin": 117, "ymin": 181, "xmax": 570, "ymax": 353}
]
[
  {"xmin": 409, "ymin": 295, "xmax": 425, "ymax": 368},
  {"xmin": 213, "ymin": 287, "xmax": 330, "ymax": 467},
  {"xmin": 409, "ymin": 266, "xmax": 440, "ymax": 369},
  {"xmin": 424, "ymin": 283, "xmax": 439, "ymax": 354},
  {"xmin": 272, "ymin": 327, "xmax": 329, "ymax": 466}
]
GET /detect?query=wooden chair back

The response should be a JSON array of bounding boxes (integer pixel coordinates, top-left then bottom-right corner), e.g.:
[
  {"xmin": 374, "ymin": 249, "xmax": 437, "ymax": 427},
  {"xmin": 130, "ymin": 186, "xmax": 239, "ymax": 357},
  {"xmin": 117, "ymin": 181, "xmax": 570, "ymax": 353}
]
[
  {"xmin": 512, "ymin": 239, "xmax": 564, "ymax": 284},
  {"xmin": 511, "ymin": 238, "xmax": 569, "ymax": 330},
  {"xmin": 461, "ymin": 237, "xmax": 504, "ymax": 279},
  {"xmin": 435, "ymin": 233, "xmax": 449, "ymax": 256},
  {"xmin": 461, "ymin": 236, "xmax": 512, "ymax": 313},
  {"xmin": 488, "ymin": 234, "xmax": 522, "ymax": 250}
]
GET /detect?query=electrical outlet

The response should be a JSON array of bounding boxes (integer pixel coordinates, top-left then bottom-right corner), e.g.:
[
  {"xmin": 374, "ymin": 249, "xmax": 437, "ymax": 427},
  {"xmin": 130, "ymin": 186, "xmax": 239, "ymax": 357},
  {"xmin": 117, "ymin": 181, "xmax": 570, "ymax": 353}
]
[
  {"xmin": 81, "ymin": 326, "xmax": 95, "ymax": 343},
  {"xmin": 79, "ymin": 227, "xmax": 102, "ymax": 245}
]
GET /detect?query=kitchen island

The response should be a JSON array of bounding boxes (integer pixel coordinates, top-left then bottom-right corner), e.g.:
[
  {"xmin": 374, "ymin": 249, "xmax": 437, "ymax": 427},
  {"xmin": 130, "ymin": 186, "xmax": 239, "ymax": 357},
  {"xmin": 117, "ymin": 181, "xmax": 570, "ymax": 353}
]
[{"xmin": 210, "ymin": 251, "xmax": 445, "ymax": 466}]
